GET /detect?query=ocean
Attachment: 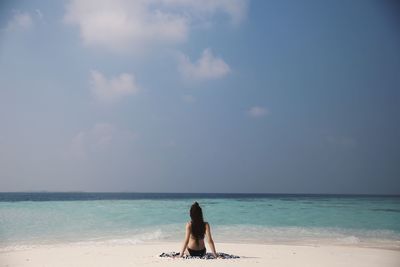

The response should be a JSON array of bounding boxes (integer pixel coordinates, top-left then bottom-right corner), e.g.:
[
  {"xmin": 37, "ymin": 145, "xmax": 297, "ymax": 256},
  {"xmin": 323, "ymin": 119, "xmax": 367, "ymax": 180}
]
[{"xmin": 1, "ymin": 193, "xmax": 399, "ymax": 250}]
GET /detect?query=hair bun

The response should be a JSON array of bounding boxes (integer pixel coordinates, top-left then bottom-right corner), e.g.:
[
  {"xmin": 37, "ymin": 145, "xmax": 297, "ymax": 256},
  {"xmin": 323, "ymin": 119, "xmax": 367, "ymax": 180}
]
[{"xmin": 193, "ymin": 202, "xmax": 199, "ymax": 206}]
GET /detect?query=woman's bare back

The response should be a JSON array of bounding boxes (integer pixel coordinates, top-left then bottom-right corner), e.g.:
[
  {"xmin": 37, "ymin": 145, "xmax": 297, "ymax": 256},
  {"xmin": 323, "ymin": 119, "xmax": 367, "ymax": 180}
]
[{"xmin": 187, "ymin": 221, "xmax": 206, "ymax": 250}]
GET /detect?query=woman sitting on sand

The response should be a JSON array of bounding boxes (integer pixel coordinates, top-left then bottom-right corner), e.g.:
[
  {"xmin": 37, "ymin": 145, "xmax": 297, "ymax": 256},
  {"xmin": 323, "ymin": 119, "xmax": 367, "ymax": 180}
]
[{"xmin": 179, "ymin": 202, "xmax": 218, "ymax": 257}]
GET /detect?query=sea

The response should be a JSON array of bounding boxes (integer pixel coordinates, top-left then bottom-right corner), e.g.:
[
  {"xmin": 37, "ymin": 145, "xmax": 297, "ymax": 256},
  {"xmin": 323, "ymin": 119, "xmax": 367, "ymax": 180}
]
[{"xmin": 1, "ymin": 193, "xmax": 399, "ymax": 250}]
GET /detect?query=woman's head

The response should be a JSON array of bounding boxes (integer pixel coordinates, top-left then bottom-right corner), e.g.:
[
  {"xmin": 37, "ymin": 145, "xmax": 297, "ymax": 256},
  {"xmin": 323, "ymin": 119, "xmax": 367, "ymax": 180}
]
[
  {"xmin": 190, "ymin": 202, "xmax": 205, "ymax": 241},
  {"xmin": 190, "ymin": 202, "xmax": 203, "ymax": 221}
]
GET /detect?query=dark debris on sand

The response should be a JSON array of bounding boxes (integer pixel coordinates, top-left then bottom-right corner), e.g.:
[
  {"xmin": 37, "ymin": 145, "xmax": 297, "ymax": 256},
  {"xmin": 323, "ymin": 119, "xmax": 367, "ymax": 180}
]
[{"xmin": 159, "ymin": 252, "xmax": 240, "ymax": 259}]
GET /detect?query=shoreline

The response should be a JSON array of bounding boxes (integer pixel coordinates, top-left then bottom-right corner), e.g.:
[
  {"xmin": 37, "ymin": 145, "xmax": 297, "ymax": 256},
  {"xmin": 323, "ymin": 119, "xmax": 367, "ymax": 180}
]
[
  {"xmin": 2, "ymin": 237, "xmax": 400, "ymax": 252},
  {"xmin": 1, "ymin": 241, "xmax": 400, "ymax": 267}
]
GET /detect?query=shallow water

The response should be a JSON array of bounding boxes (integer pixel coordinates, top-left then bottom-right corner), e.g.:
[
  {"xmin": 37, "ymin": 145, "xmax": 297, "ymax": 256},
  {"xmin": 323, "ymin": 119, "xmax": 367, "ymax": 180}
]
[{"xmin": 0, "ymin": 193, "xmax": 399, "ymax": 249}]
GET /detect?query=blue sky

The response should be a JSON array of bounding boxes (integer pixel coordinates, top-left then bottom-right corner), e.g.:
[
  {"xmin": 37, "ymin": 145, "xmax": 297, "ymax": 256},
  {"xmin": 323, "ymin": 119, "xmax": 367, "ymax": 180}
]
[{"xmin": 0, "ymin": 0, "xmax": 399, "ymax": 194}]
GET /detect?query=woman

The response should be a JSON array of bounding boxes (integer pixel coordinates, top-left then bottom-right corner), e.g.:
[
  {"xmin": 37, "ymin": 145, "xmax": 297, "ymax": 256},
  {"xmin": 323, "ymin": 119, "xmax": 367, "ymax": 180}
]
[{"xmin": 179, "ymin": 202, "xmax": 218, "ymax": 257}]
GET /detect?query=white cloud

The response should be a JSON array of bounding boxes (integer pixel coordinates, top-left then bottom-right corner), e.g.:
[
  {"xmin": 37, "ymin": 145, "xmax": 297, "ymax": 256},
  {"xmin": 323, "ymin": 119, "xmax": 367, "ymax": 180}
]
[
  {"xmin": 159, "ymin": 0, "xmax": 248, "ymax": 25},
  {"xmin": 182, "ymin": 94, "xmax": 196, "ymax": 103},
  {"xmin": 178, "ymin": 48, "xmax": 231, "ymax": 81},
  {"xmin": 69, "ymin": 123, "xmax": 135, "ymax": 160},
  {"xmin": 6, "ymin": 11, "xmax": 33, "ymax": 31},
  {"xmin": 70, "ymin": 123, "xmax": 115, "ymax": 160},
  {"xmin": 64, "ymin": 0, "xmax": 188, "ymax": 52},
  {"xmin": 248, "ymin": 106, "xmax": 269, "ymax": 118},
  {"xmin": 64, "ymin": 0, "xmax": 248, "ymax": 52},
  {"xmin": 164, "ymin": 140, "xmax": 177, "ymax": 148},
  {"xmin": 90, "ymin": 70, "xmax": 140, "ymax": 104},
  {"xmin": 35, "ymin": 9, "xmax": 43, "ymax": 20}
]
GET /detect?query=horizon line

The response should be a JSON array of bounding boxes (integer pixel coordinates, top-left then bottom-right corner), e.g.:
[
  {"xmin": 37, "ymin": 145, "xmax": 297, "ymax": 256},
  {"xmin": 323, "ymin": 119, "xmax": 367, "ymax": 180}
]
[{"xmin": 0, "ymin": 191, "xmax": 399, "ymax": 196}]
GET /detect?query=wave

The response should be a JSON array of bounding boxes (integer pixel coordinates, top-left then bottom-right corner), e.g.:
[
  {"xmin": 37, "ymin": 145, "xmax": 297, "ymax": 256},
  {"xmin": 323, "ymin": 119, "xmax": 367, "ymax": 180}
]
[
  {"xmin": 0, "ymin": 228, "xmax": 168, "ymax": 252},
  {"xmin": 2, "ymin": 224, "xmax": 400, "ymax": 251},
  {"xmin": 211, "ymin": 225, "xmax": 400, "ymax": 249},
  {"xmin": 369, "ymin": 208, "xmax": 400, "ymax": 213},
  {"xmin": 73, "ymin": 229, "xmax": 165, "ymax": 246}
]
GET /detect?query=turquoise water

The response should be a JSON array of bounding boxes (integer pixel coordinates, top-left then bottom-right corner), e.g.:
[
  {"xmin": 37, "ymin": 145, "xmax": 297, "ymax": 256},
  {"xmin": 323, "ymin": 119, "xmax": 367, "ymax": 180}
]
[{"xmin": 0, "ymin": 193, "xmax": 399, "ymax": 249}]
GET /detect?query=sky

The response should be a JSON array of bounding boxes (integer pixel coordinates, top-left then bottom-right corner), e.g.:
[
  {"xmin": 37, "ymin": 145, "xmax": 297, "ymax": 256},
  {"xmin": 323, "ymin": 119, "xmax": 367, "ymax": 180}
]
[{"xmin": 0, "ymin": 0, "xmax": 399, "ymax": 194}]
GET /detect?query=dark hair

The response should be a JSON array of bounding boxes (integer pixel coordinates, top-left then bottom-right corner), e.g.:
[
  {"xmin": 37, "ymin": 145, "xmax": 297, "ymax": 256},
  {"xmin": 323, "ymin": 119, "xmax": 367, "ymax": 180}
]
[{"xmin": 190, "ymin": 202, "xmax": 205, "ymax": 243}]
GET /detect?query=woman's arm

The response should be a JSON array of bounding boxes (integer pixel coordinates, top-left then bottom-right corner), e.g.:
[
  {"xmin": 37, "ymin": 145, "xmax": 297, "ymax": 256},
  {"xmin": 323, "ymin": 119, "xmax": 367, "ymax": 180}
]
[
  {"xmin": 205, "ymin": 223, "xmax": 217, "ymax": 257},
  {"xmin": 179, "ymin": 222, "xmax": 190, "ymax": 257}
]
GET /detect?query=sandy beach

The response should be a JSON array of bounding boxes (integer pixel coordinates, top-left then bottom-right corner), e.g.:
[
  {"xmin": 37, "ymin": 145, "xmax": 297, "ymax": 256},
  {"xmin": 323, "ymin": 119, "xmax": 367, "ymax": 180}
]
[{"xmin": 1, "ymin": 242, "xmax": 399, "ymax": 267}]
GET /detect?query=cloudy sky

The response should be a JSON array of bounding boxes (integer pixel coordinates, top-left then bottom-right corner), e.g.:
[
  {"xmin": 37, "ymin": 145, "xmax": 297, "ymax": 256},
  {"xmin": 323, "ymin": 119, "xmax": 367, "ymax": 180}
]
[{"xmin": 0, "ymin": 0, "xmax": 399, "ymax": 194}]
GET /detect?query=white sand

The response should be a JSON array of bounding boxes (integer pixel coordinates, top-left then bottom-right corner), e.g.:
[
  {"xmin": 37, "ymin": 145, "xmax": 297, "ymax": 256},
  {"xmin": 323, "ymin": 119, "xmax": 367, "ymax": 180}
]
[{"xmin": 1, "ymin": 242, "xmax": 399, "ymax": 267}]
